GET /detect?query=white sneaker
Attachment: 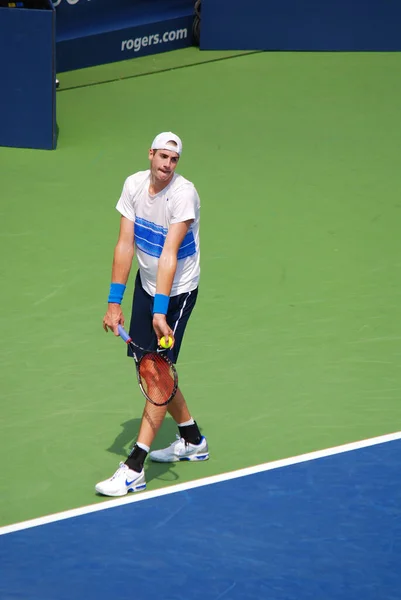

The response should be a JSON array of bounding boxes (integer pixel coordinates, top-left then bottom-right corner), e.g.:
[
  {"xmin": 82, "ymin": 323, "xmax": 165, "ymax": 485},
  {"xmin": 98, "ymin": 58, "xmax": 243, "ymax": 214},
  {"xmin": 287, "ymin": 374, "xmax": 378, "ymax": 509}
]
[
  {"xmin": 149, "ymin": 435, "xmax": 209, "ymax": 463},
  {"xmin": 95, "ymin": 462, "xmax": 146, "ymax": 497}
]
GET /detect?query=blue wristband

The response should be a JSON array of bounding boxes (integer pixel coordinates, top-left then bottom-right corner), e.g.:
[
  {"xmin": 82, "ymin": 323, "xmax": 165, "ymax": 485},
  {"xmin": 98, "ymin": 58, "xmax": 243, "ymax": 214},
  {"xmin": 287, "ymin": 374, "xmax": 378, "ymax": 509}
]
[
  {"xmin": 108, "ymin": 282, "xmax": 126, "ymax": 304},
  {"xmin": 153, "ymin": 293, "xmax": 169, "ymax": 315}
]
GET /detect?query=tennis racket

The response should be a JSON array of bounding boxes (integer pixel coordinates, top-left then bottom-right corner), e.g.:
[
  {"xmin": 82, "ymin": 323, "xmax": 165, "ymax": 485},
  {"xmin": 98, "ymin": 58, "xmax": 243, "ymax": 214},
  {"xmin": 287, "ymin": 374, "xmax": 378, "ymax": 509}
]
[{"xmin": 118, "ymin": 325, "xmax": 178, "ymax": 406}]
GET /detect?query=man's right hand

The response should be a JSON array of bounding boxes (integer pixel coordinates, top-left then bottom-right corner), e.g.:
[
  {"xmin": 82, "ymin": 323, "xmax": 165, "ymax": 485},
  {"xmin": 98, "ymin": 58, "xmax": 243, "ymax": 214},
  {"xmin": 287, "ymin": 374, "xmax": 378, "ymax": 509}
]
[
  {"xmin": 152, "ymin": 313, "xmax": 175, "ymax": 348},
  {"xmin": 103, "ymin": 304, "xmax": 124, "ymax": 335}
]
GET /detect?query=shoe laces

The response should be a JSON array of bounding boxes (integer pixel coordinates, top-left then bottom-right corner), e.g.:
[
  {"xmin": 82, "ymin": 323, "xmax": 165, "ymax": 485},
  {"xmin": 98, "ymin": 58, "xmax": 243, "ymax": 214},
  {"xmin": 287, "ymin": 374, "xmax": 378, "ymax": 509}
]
[
  {"xmin": 111, "ymin": 462, "xmax": 127, "ymax": 480},
  {"xmin": 173, "ymin": 434, "xmax": 188, "ymax": 447}
]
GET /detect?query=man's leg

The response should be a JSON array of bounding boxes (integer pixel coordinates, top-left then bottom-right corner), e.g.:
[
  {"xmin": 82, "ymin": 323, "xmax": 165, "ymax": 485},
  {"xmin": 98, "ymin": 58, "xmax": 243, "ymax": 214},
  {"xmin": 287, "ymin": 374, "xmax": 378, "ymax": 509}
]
[
  {"xmin": 136, "ymin": 387, "xmax": 189, "ymax": 448},
  {"xmin": 128, "ymin": 385, "xmax": 204, "ymax": 468},
  {"xmin": 146, "ymin": 287, "xmax": 208, "ymax": 461},
  {"xmin": 95, "ymin": 272, "xmax": 154, "ymax": 496}
]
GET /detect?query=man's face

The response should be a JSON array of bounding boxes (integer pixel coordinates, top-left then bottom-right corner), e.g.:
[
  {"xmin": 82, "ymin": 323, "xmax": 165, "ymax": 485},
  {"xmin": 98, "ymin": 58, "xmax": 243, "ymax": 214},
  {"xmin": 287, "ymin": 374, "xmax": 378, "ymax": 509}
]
[{"xmin": 149, "ymin": 148, "xmax": 179, "ymax": 183}]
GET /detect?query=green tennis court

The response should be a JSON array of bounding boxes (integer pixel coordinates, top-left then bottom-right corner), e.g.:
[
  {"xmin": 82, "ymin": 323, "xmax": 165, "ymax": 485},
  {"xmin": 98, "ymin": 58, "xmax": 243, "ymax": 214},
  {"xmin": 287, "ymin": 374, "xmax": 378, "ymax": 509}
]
[{"xmin": 1, "ymin": 49, "xmax": 401, "ymax": 528}]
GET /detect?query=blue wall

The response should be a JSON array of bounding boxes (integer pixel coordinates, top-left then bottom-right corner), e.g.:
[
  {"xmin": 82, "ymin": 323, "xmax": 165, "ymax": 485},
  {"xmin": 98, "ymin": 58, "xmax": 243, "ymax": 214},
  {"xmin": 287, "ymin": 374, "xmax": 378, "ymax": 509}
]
[
  {"xmin": 0, "ymin": 3, "xmax": 56, "ymax": 150},
  {"xmin": 201, "ymin": 0, "xmax": 401, "ymax": 51},
  {"xmin": 54, "ymin": 0, "xmax": 195, "ymax": 72}
]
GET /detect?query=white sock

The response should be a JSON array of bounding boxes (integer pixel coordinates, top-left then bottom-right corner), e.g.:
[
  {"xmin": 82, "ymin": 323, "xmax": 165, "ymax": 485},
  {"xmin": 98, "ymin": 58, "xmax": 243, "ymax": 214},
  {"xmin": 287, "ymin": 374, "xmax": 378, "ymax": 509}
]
[
  {"xmin": 136, "ymin": 442, "xmax": 150, "ymax": 453},
  {"xmin": 178, "ymin": 418, "xmax": 195, "ymax": 427}
]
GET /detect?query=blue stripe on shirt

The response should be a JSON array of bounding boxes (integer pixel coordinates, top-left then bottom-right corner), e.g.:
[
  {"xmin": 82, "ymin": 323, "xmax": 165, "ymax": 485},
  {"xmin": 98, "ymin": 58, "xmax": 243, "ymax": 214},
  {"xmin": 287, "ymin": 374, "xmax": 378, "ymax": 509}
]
[{"xmin": 134, "ymin": 217, "xmax": 196, "ymax": 259}]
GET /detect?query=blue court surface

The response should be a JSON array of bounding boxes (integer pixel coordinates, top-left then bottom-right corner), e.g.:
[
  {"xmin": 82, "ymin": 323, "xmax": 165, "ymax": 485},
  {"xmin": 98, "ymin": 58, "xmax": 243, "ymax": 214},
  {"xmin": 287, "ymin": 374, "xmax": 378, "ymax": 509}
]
[{"xmin": 1, "ymin": 434, "xmax": 400, "ymax": 600}]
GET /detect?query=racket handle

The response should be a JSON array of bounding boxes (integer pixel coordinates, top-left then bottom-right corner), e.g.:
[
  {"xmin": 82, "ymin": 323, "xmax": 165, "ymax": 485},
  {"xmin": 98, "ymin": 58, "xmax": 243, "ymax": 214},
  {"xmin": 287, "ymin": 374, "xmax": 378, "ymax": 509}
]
[{"xmin": 118, "ymin": 325, "xmax": 131, "ymax": 343}]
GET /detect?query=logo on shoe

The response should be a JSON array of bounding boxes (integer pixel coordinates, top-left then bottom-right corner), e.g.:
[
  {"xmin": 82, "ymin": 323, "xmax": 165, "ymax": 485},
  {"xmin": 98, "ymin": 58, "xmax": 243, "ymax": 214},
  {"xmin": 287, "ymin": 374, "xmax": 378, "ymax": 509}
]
[{"xmin": 125, "ymin": 478, "xmax": 137, "ymax": 486}]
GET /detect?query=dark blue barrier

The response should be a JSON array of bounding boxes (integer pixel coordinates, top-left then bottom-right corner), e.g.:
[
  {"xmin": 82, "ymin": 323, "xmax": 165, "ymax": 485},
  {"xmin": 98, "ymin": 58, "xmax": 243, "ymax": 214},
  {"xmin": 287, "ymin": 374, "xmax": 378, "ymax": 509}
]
[
  {"xmin": 54, "ymin": 0, "xmax": 194, "ymax": 72},
  {"xmin": 0, "ymin": 1, "xmax": 56, "ymax": 150},
  {"xmin": 200, "ymin": 0, "xmax": 401, "ymax": 51}
]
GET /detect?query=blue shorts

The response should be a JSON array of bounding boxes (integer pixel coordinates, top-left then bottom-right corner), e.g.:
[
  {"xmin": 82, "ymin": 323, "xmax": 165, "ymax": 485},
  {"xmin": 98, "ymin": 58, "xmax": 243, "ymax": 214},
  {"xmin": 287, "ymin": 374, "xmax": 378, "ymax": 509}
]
[{"xmin": 127, "ymin": 271, "xmax": 198, "ymax": 364}]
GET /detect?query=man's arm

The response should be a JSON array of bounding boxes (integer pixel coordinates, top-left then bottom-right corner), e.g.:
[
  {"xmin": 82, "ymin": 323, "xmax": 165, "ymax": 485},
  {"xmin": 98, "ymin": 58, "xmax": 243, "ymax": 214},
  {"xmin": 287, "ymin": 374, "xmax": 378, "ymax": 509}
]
[
  {"xmin": 103, "ymin": 216, "xmax": 135, "ymax": 335},
  {"xmin": 156, "ymin": 220, "xmax": 192, "ymax": 294},
  {"xmin": 153, "ymin": 219, "xmax": 193, "ymax": 342},
  {"xmin": 111, "ymin": 216, "xmax": 135, "ymax": 283}
]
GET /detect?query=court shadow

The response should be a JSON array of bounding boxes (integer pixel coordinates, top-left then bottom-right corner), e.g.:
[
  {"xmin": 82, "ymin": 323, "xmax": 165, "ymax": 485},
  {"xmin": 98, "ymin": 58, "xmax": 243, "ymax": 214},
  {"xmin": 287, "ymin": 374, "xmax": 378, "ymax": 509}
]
[{"xmin": 106, "ymin": 416, "xmax": 182, "ymax": 485}]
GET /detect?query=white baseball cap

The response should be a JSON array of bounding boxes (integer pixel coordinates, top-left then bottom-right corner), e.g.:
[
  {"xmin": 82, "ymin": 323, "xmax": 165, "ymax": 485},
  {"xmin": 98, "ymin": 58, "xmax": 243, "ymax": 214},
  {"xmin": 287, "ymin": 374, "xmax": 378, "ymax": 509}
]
[{"xmin": 151, "ymin": 131, "xmax": 183, "ymax": 156}]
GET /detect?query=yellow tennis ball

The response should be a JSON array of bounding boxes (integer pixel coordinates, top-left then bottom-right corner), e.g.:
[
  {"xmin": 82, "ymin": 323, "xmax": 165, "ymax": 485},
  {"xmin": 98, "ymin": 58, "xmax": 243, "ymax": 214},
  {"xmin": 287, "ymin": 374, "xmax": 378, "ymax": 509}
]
[{"xmin": 160, "ymin": 336, "xmax": 173, "ymax": 349}]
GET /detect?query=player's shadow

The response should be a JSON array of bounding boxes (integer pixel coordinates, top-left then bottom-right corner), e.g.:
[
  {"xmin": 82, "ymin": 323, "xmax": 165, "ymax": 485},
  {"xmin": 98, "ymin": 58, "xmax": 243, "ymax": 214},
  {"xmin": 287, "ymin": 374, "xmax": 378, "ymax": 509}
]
[{"xmin": 106, "ymin": 416, "xmax": 181, "ymax": 485}]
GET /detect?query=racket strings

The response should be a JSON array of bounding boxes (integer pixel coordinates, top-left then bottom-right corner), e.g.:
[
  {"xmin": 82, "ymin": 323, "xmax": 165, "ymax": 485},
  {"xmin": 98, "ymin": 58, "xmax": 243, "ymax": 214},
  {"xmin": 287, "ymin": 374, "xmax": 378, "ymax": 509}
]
[{"xmin": 139, "ymin": 354, "xmax": 176, "ymax": 405}]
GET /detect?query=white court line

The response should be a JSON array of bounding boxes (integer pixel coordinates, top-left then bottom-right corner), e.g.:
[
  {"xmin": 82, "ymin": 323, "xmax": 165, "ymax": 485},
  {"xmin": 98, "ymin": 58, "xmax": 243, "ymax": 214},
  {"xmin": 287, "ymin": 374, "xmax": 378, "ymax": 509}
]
[{"xmin": 1, "ymin": 430, "xmax": 400, "ymax": 537}]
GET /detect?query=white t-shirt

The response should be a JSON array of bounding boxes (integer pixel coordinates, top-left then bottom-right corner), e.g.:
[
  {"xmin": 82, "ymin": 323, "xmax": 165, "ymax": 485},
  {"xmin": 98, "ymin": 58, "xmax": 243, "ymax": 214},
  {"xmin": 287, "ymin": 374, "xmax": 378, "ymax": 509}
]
[{"xmin": 116, "ymin": 170, "xmax": 200, "ymax": 297}]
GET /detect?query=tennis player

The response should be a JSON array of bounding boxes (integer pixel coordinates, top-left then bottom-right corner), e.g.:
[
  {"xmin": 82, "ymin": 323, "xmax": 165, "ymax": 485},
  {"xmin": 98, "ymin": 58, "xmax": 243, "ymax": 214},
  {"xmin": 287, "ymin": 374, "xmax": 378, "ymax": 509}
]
[{"xmin": 95, "ymin": 132, "xmax": 209, "ymax": 497}]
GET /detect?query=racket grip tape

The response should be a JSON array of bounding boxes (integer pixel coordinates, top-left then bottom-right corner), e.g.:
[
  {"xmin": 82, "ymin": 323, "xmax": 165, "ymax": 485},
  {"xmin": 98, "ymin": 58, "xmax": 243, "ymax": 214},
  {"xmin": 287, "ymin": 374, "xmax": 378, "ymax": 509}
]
[{"xmin": 118, "ymin": 325, "xmax": 131, "ymax": 343}]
